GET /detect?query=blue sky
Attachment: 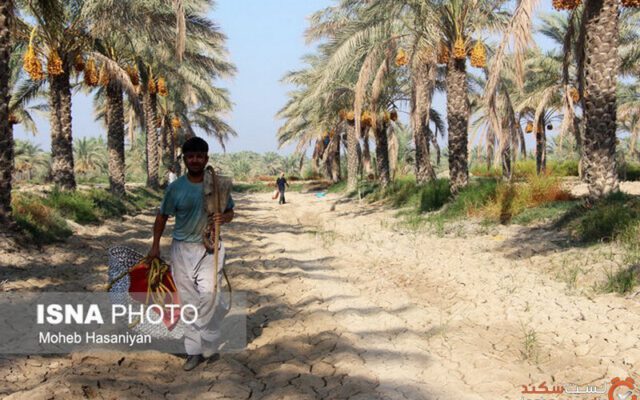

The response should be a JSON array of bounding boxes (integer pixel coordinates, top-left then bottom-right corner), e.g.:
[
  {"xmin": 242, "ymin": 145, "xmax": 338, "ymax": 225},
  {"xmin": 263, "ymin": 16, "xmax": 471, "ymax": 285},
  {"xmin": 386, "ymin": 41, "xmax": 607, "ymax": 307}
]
[{"xmin": 14, "ymin": 0, "xmax": 560, "ymax": 155}]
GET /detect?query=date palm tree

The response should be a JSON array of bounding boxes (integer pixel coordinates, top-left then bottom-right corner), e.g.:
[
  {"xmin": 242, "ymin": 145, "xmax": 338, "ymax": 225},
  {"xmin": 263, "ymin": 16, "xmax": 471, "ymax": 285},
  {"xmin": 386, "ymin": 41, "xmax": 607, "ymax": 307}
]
[
  {"xmin": 18, "ymin": 1, "xmax": 97, "ymax": 190},
  {"xmin": 74, "ymin": 136, "xmax": 107, "ymax": 176},
  {"xmin": 0, "ymin": 0, "xmax": 14, "ymax": 226},
  {"xmin": 486, "ymin": 0, "xmax": 639, "ymax": 199},
  {"xmin": 14, "ymin": 140, "xmax": 50, "ymax": 182}
]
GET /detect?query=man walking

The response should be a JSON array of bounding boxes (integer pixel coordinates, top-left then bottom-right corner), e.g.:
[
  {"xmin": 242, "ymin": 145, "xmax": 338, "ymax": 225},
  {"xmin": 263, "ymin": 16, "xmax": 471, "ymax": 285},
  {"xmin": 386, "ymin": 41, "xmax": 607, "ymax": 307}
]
[
  {"xmin": 276, "ymin": 172, "xmax": 289, "ymax": 205},
  {"xmin": 149, "ymin": 137, "xmax": 235, "ymax": 371}
]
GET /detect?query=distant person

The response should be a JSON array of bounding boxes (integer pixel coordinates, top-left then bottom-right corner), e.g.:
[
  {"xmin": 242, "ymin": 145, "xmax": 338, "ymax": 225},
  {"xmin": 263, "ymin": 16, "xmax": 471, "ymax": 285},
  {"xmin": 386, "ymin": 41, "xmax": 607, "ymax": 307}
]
[
  {"xmin": 167, "ymin": 166, "xmax": 178, "ymax": 184},
  {"xmin": 276, "ymin": 172, "xmax": 289, "ymax": 205}
]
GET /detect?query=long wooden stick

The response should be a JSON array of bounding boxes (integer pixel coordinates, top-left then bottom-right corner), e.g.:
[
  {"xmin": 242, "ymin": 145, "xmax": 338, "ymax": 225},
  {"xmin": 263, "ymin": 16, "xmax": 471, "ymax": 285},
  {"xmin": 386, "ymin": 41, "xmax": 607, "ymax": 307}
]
[{"xmin": 213, "ymin": 219, "xmax": 220, "ymax": 298}]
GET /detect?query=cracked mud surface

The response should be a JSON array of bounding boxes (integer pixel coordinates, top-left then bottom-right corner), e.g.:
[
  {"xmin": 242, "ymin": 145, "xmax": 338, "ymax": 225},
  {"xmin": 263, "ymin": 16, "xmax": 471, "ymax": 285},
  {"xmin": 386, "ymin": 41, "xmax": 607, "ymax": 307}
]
[{"xmin": 2, "ymin": 191, "xmax": 640, "ymax": 399}]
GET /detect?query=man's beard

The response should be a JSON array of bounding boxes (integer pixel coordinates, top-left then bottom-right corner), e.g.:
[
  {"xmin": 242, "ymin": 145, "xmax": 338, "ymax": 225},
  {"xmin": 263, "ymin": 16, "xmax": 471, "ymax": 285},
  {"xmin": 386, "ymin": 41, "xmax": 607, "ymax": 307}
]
[{"xmin": 187, "ymin": 166, "xmax": 204, "ymax": 176}]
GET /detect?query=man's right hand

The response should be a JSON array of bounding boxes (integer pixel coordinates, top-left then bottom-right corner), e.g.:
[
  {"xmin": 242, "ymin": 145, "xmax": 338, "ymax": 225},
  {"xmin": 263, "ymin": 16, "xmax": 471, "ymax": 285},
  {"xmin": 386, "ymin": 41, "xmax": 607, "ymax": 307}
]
[{"xmin": 148, "ymin": 245, "xmax": 160, "ymax": 260}]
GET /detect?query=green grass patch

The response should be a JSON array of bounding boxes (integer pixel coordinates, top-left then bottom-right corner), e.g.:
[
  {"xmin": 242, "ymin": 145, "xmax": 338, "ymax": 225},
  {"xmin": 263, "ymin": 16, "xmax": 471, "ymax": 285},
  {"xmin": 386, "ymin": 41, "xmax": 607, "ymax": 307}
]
[
  {"xmin": 621, "ymin": 162, "xmax": 640, "ymax": 181},
  {"xmin": 360, "ymin": 177, "xmax": 454, "ymax": 229},
  {"xmin": 233, "ymin": 182, "xmax": 273, "ymax": 193},
  {"xmin": 482, "ymin": 175, "xmax": 573, "ymax": 224},
  {"xmin": 45, "ymin": 189, "xmax": 101, "ymax": 224},
  {"xmin": 470, "ymin": 159, "xmax": 579, "ymax": 179},
  {"xmin": 511, "ymin": 201, "xmax": 578, "ymax": 225},
  {"xmin": 88, "ymin": 189, "xmax": 129, "ymax": 218},
  {"xmin": 419, "ymin": 179, "xmax": 451, "ymax": 212},
  {"xmin": 555, "ymin": 192, "xmax": 638, "ymax": 242},
  {"xmin": 124, "ymin": 187, "xmax": 163, "ymax": 212},
  {"xmin": 232, "ymin": 181, "xmax": 305, "ymax": 194},
  {"xmin": 439, "ymin": 179, "xmax": 498, "ymax": 219},
  {"xmin": 601, "ymin": 266, "xmax": 639, "ymax": 294},
  {"xmin": 12, "ymin": 193, "xmax": 73, "ymax": 245},
  {"xmin": 326, "ymin": 181, "xmax": 346, "ymax": 194}
]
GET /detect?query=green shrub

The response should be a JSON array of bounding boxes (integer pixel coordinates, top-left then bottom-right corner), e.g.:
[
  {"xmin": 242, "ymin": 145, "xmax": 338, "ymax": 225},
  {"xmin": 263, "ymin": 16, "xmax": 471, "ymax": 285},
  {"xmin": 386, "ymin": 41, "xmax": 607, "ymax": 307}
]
[
  {"xmin": 512, "ymin": 201, "xmax": 577, "ymax": 225},
  {"xmin": 88, "ymin": 189, "xmax": 128, "ymax": 219},
  {"xmin": 622, "ymin": 162, "xmax": 640, "ymax": 181},
  {"xmin": 125, "ymin": 187, "xmax": 162, "ymax": 211},
  {"xmin": 602, "ymin": 266, "xmax": 638, "ymax": 294},
  {"xmin": 233, "ymin": 182, "xmax": 273, "ymax": 193},
  {"xmin": 470, "ymin": 159, "xmax": 580, "ymax": 179},
  {"xmin": 419, "ymin": 179, "xmax": 450, "ymax": 212},
  {"xmin": 46, "ymin": 189, "xmax": 100, "ymax": 224},
  {"xmin": 442, "ymin": 179, "xmax": 498, "ymax": 218},
  {"xmin": 482, "ymin": 175, "xmax": 573, "ymax": 224},
  {"xmin": 573, "ymin": 192, "xmax": 636, "ymax": 242},
  {"xmin": 327, "ymin": 181, "xmax": 346, "ymax": 193},
  {"xmin": 553, "ymin": 159, "xmax": 579, "ymax": 177},
  {"xmin": 12, "ymin": 194, "xmax": 73, "ymax": 244}
]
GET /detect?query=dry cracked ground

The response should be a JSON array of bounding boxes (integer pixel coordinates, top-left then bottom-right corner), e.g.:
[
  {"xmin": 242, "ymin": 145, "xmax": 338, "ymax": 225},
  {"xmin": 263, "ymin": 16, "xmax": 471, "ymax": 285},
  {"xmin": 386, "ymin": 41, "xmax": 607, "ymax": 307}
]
[{"xmin": 2, "ymin": 189, "xmax": 640, "ymax": 399}]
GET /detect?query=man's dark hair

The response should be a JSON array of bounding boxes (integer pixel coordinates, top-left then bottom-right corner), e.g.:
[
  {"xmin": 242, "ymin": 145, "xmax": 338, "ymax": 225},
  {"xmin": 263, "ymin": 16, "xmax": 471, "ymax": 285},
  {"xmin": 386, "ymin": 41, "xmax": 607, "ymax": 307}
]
[{"xmin": 182, "ymin": 137, "xmax": 209, "ymax": 154}]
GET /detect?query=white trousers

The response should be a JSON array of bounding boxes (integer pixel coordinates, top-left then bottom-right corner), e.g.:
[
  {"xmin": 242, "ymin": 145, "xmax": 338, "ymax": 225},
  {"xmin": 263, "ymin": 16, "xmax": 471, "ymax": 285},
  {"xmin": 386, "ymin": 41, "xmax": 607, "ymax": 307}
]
[{"xmin": 170, "ymin": 240, "xmax": 229, "ymax": 356}]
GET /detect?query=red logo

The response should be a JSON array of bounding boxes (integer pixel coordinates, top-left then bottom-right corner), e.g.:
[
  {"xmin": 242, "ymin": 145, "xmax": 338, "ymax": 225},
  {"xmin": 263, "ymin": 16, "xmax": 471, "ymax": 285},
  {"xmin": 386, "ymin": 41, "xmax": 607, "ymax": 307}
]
[{"xmin": 609, "ymin": 377, "xmax": 637, "ymax": 400}]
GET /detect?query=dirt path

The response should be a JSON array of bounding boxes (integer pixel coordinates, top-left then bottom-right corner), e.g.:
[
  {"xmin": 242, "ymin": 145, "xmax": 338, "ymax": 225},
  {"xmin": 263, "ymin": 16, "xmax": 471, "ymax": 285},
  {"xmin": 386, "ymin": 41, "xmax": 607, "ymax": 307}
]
[{"xmin": 2, "ymin": 191, "xmax": 640, "ymax": 399}]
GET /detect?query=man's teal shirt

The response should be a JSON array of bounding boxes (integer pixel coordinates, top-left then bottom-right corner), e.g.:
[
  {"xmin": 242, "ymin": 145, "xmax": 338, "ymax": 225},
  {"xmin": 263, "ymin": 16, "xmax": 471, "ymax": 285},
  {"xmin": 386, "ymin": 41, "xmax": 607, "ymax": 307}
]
[{"xmin": 160, "ymin": 175, "xmax": 234, "ymax": 243}]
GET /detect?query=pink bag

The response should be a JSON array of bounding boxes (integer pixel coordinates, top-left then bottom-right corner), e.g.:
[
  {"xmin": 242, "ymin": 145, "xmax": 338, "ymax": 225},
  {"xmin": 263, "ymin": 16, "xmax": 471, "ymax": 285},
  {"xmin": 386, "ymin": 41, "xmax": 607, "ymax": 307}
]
[{"xmin": 272, "ymin": 189, "xmax": 279, "ymax": 200}]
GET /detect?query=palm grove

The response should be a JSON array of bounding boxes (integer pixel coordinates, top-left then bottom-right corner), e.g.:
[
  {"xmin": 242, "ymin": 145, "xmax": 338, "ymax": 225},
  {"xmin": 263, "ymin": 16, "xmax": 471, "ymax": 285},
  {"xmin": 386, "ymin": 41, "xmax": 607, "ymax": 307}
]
[
  {"xmin": 277, "ymin": 0, "xmax": 640, "ymax": 200},
  {"xmin": 0, "ymin": 0, "xmax": 235, "ymax": 228}
]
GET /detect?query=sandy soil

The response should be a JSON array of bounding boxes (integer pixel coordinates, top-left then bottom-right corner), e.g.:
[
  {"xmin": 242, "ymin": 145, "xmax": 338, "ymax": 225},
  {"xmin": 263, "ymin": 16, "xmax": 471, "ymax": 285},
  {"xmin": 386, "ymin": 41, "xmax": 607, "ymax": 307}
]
[{"xmin": 2, "ymin": 190, "xmax": 640, "ymax": 399}]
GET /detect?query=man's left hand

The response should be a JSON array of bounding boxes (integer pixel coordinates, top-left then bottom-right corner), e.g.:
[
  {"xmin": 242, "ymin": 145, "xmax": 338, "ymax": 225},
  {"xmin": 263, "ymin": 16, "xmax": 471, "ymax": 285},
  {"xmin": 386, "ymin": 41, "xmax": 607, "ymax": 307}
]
[{"xmin": 213, "ymin": 210, "xmax": 233, "ymax": 225}]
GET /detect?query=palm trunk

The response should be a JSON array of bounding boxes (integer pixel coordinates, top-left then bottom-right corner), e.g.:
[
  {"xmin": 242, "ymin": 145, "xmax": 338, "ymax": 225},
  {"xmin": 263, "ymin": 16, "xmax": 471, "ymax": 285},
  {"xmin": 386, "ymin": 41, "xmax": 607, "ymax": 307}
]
[
  {"xmin": 486, "ymin": 129, "xmax": 495, "ymax": 170},
  {"xmin": 345, "ymin": 122, "xmax": 360, "ymax": 191},
  {"xmin": 388, "ymin": 125, "xmax": 399, "ymax": 180},
  {"xmin": 170, "ymin": 125, "xmax": 178, "ymax": 173},
  {"xmin": 536, "ymin": 118, "xmax": 547, "ymax": 175},
  {"xmin": 361, "ymin": 129, "xmax": 372, "ymax": 176},
  {"xmin": 374, "ymin": 123, "xmax": 390, "ymax": 188},
  {"xmin": 517, "ymin": 118, "xmax": 527, "ymax": 159},
  {"xmin": 431, "ymin": 127, "xmax": 441, "ymax": 166},
  {"xmin": 447, "ymin": 58, "xmax": 470, "ymax": 194},
  {"xmin": 582, "ymin": 0, "xmax": 619, "ymax": 199},
  {"xmin": 411, "ymin": 62, "xmax": 436, "ymax": 183},
  {"xmin": 50, "ymin": 68, "xmax": 76, "ymax": 190},
  {"xmin": 630, "ymin": 125, "xmax": 639, "ymax": 161},
  {"xmin": 501, "ymin": 120, "xmax": 512, "ymax": 180},
  {"xmin": 106, "ymin": 81, "xmax": 125, "ymax": 197},
  {"xmin": 160, "ymin": 118, "xmax": 168, "ymax": 167},
  {"xmin": 0, "ymin": 0, "xmax": 12, "ymax": 226},
  {"xmin": 332, "ymin": 133, "xmax": 341, "ymax": 182},
  {"xmin": 311, "ymin": 139, "xmax": 322, "ymax": 176},
  {"xmin": 324, "ymin": 133, "xmax": 341, "ymax": 183},
  {"xmin": 143, "ymin": 90, "xmax": 159, "ymax": 189}
]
